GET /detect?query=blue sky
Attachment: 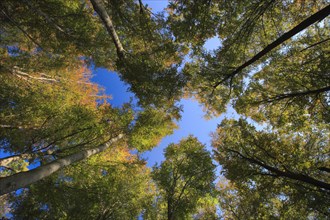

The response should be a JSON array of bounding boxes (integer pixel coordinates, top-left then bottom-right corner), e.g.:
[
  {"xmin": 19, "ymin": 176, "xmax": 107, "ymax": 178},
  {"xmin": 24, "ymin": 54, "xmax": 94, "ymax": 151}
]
[
  {"xmin": 0, "ymin": 0, "xmax": 226, "ymax": 171},
  {"xmin": 91, "ymin": 68, "xmax": 225, "ymax": 166},
  {"xmin": 91, "ymin": 0, "xmax": 225, "ymax": 167}
]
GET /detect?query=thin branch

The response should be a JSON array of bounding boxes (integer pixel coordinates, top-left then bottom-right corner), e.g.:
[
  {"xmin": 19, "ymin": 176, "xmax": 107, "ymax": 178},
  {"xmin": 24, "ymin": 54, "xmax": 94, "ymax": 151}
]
[
  {"xmin": 300, "ymin": 37, "xmax": 330, "ymax": 52},
  {"xmin": 0, "ymin": 9, "xmax": 44, "ymax": 50}
]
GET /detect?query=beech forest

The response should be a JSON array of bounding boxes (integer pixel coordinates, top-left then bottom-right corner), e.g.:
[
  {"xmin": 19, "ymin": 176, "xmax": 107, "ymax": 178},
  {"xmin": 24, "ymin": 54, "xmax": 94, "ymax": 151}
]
[{"xmin": 0, "ymin": 0, "xmax": 329, "ymax": 219}]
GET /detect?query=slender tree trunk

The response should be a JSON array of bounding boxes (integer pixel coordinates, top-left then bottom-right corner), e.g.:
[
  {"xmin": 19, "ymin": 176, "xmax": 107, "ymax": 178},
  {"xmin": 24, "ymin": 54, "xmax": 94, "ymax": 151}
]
[
  {"xmin": 0, "ymin": 134, "xmax": 123, "ymax": 195},
  {"xmin": 11, "ymin": 66, "xmax": 58, "ymax": 82},
  {"xmin": 213, "ymin": 4, "xmax": 330, "ymax": 88},
  {"xmin": 90, "ymin": 0, "xmax": 125, "ymax": 58},
  {"xmin": 230, "ymin": 149, "xmax": 330, "ymax": 191},
  {"xmin": 167, "ymin": 198, "xmax": 173, "ymax": 220},
  {"xmin": 261, "ymin": 85, "xmax": 330, "ymax": 103}
]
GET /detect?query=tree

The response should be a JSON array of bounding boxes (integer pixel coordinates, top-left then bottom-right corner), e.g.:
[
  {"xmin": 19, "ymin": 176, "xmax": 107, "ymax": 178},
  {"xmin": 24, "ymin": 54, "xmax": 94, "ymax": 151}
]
[
  {"xmin": 0, "ymin": 134, "xmax": 123, "ymax": 195},
  {"xmin": 0, "ymin": 0, "xmax": 116, "ymax": 68},
  {"xmin": 151, "ymin": 136, "xmax": 216, "ymax": 220},
  {"xmin": 176, "ymin": 0, "xmax": 329, "ymax": 116},
  {"xmin": 235, "ymin": 20, "xmax": 330, "ymax": 127},
  {"xmin": 10, "ymin": 144, "xmax": 155, "ymax": 219},
  {"xmin": 0, "ymin": 58, "xmax": 112, "ymax": 175},
  {"xmin": 1, "ymin": 0, "xmax": 187, "ymax": 109},
  {"xmin": 0, "ymin": 0, "xmax": 183, "ymax": 196},
  {"xmin": 86, "ymin": 0, "xmax": 188, "ymax": 108},
  {"xmin": 211, "ymin": 4, "xmax": 330, "ymax": 89},
  {"xmin": 213, "ymin": 119, "xmax": 330, "ymax": 218}
]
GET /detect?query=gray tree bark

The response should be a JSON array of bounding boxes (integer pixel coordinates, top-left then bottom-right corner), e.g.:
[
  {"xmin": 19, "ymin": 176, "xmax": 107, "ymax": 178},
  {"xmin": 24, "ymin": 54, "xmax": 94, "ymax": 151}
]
[
  {"xmin": 90, "ymin": 0, "xmax": 125, "ymax": 58},
  {"xmin": 0, "ymin": 134, "xmax": 123, "ymax": 195},
  {"xmin": 213, "ymin": 4, "xmax": 330, "ymax": 89}
]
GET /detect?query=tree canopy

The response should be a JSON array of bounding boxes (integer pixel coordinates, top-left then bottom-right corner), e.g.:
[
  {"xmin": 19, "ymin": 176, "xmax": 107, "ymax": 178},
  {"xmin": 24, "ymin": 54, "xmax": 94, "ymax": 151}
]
[
  {"xmin": 151, "ymin": 136, "xmax": 216, "ymax": 219},
  {"xmin": 0, "ymin": 0, "xmax": 329, "ymax": 219}
]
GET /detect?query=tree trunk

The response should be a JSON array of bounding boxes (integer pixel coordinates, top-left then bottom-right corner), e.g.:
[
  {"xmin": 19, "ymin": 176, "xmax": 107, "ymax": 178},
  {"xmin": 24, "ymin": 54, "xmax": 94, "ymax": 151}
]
[
  {"xmin": 0, "ymin": 134, "xmax": 123, "ymax": 195},
  {"xmin": 213, "ymin": 4, "xmax": 330, "ymax": 88},
  {"xmin": 167, "ymin": 198, "xmax": 173, "ymax": 220},
  {"xmin": 90, "ymin": 0, "xmax": 125, "ymax": 58},
  {"xmin": 230, "ymin": 149, "xmax": 330, "ymax": 191},
  {"xmin": 261, "ymin": 85, "xmax": 330, "ymax": 103}
]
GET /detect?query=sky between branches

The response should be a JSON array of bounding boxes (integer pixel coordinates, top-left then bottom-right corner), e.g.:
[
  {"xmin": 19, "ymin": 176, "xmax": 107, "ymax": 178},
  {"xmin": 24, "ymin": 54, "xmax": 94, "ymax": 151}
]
[{"xmin": 91, "ymin": 0, "xmax": 229, "ymax": 167}]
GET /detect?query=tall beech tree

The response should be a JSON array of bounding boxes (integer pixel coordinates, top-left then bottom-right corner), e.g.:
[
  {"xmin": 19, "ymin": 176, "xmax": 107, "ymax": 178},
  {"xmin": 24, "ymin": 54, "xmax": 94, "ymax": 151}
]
[
  {"xmin": 10, "ymin": 144, "xmax": 155, "ymax": 219},
  {"xmin": 213, "ymin": 119, "xmax": 330, "ymax": 218},
  {"xmin": 1, "ymin": 0, "xmax": 187, "ymax": 109},
  {"xmin": 151, "ymin": 136, "xmax": 216, "ymax": 220}
]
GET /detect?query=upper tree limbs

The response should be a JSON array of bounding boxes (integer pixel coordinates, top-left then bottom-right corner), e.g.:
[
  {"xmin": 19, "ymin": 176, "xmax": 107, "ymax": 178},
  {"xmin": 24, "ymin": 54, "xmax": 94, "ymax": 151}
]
[
  {"xmin": 182, "ymin": 3, "xmax": 330, "ymax": 116},
  {"xmin": 214, "ymin": 119, "xmax": 330, "ymax": 191},
  {"xmin": 213, "ymin": 118, "xmax": 330, "ymax": 217},
  {"xmin": 212, "ymin": 4, "xmax": 330, "ymax": 90},
  {"xmin": 152, "ymin": 137, "xmax": 216, "ymax": 218}
]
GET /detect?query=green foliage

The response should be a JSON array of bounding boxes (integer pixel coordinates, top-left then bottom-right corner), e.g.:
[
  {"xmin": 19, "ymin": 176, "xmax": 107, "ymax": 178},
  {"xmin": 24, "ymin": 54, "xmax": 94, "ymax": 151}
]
[
  {"xmin": 235, "ymin": 22, "xmax": 330, "ymax": 127},
  {"xmin": 10, "ymin": 145, "xmax": 155, "ymax": 219},
  {"xmin": 1, "ymin": 0, "xmax": 329, "ymax": 218},
  {"xmin": 151, "ymin": 136, "xmax": 216, "ymax": 219},
  {"xmin": 213, "ymin": 118, "xmax": 330, "ymax": 218},
  {"xmin": 178, "ymin": 0, "xmax": 329, "ymax": 116},
  {"xmin": 0, "ymin": 0, "xmax": 116, "ymax": 68},
  {"xmin": 193, "ymin": 194, "xmax": 219, "ymax": 220},
  {"xmin": 167, "ymin": 0, "xmax": 220, "ymax": 51},
  {"xmin": 130, "ymin": 108, "xmax": 178, "ymax": 152}
]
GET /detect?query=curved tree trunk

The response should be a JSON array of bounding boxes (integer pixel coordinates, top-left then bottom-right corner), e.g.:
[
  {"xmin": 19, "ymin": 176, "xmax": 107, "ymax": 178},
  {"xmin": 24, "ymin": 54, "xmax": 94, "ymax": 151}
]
[{"xmin": 0, "ymin": 134, "xmax": 123, "ymax": 195}]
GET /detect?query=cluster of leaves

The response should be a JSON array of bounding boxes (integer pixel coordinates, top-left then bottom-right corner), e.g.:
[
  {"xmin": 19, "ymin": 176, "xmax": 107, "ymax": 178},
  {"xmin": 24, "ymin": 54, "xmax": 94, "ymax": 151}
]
[{"xmin": 213, "ymin": 119, "xmax": 330, "ymax": 218}]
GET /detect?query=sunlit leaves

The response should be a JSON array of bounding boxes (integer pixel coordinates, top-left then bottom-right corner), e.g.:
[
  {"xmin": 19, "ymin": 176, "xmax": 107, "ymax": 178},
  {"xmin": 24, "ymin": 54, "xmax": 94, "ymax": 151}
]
[
  {"xmin": 130, "ymin": 108, "xmax": 177, "ymax": 151},
  {"xmin": 152, "ymin": 136, "xmax": 216, "ymax": 219},
  {"xmin": 213, "ymin": 118, "xmax": 330, "ymax": 218},
  {"xmin": 10, "ymin": 144, "xmax": 155, "ymax": 219}
]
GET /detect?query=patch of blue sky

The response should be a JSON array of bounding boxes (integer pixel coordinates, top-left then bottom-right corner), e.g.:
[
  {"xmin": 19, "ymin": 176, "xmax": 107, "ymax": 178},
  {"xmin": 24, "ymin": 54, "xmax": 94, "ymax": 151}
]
[
  {"xmin": 91, "ymin": 67, "xmax": 137, "ymax": 107},
  {"xmin": 144, "ymin": 0, "xmax": 169, "ymax": 16},
  {"xmin": 204, "ymin": 36, "xmax": 222, "ymax": 51},
  {"xmin": 143, "ymin": 98, "xmax": 224, "ymax": 166}
]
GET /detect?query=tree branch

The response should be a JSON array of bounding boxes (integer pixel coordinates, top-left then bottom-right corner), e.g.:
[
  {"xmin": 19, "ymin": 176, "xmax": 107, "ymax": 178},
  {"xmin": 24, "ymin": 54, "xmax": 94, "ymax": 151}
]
[{"xmin": 212, "ymin": 4, "xmax": 330, "ymax": 89}]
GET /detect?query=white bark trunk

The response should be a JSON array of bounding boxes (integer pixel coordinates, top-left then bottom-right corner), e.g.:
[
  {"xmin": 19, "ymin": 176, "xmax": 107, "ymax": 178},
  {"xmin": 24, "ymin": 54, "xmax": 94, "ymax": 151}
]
[
  {"xmin": 0, "ymin": 134, "xmax": 123, "ymax": 195},
  {"xmin": 90, "ymin": 0, "xmax": 125, "ymax": 58},
  {"xmin": 11, "ymin": 66, "xmax": 58, "ymax": 82}
]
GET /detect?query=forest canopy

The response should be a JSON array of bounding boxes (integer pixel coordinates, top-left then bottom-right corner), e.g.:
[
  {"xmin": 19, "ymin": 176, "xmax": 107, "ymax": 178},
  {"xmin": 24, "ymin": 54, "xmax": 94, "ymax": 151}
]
[{"xmin": 0, "ymin": 0, "xmax": 329, "ymax": 219}]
